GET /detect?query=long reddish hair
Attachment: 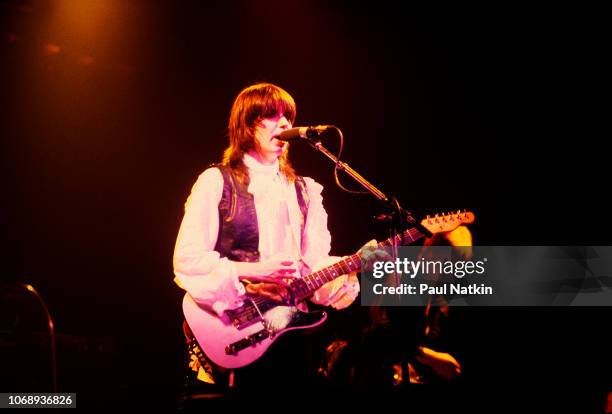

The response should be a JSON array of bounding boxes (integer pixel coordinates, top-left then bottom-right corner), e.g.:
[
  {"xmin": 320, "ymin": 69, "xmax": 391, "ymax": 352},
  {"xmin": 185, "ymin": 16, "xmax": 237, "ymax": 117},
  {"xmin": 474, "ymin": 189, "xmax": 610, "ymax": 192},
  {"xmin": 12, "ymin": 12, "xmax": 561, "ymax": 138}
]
[{"xmin": 222, "ymin": 83, "xmax": 297, "ymax": 184}]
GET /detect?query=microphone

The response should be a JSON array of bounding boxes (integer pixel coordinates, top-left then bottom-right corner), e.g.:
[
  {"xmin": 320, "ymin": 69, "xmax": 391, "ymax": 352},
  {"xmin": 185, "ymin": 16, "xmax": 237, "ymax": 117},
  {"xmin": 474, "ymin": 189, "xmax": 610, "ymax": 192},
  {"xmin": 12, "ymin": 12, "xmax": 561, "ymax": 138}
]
[{"xmin": 275, "ymin": 125, "xmax": 330, "ymax": 142}]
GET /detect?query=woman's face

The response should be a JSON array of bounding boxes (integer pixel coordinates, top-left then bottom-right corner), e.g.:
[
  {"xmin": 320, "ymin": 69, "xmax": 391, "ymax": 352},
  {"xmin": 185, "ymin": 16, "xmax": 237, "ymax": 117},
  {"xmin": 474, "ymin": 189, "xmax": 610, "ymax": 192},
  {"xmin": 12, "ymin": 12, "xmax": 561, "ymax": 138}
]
[{"xmin": 253, "ymin": 112, "xmax": 291, "ymax": 162}]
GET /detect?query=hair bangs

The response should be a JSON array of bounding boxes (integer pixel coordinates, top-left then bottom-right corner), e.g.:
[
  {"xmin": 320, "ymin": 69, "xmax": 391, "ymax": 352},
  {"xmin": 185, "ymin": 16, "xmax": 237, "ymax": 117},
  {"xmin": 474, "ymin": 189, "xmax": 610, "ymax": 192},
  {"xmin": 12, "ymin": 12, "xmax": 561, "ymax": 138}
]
[{"xmin": 246, "ymin": 84, "xmax": 296, "ymax": 125}]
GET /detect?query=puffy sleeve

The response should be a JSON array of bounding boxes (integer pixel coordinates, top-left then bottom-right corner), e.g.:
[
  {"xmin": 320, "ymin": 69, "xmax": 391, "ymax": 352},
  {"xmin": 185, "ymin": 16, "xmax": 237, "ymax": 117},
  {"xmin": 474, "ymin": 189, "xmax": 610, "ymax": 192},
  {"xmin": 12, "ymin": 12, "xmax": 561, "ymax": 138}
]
[
  {"xmin": 173, "ymin": 167, "xmax": 246, "ymax": 316},
  {"xmin": 300, "ymin": 177, "xmax": 359, "ymax": 309}
]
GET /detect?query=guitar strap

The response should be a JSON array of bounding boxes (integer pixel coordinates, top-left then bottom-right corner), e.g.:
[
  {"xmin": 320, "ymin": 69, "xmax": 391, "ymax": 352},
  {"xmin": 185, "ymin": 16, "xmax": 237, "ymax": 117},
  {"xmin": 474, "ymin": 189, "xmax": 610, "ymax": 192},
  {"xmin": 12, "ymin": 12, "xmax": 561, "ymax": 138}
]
[{"xmin": 183, "ymin": 321, "xmax": 216, "ymax": 384}]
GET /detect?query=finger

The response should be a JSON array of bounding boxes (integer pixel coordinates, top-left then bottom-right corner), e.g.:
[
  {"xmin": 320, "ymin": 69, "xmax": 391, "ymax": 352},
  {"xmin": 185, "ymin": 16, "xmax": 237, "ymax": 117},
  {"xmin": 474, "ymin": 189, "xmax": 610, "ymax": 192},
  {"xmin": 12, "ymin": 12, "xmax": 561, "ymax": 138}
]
[
  {"xmin": 248, "ymin": 284, "xmax": 284, "ymax": 302},
  {"xmin": 343, "ymin": 283, "xmax": 360, "ymax": 301},
  {"xmin": 245, "ymin": 274, "xmax": 293, "ymax": 285},
  {"xmin": 266, "ymin": 275, "xmax": 293, "ymax": 289},
  {"xmin": 327, "ymin": 276, "xmax": 359, "ymax": 304},
  {"xmin": 246, "ymin": 284, "xmax": 273, "ymax": 298},
  {"xmin": 270, "ymin": 275, "xmax": 298, "ymax": 285},
  {"xmin": 349, "ymin": 279, "xmax": 360, "ymax": 295},
  {"xmin": 331, "ymin": 292, "xmax": 356, "ymax": 310},
  {"xmin": 277, "ymin": 268, "xmax": 296, "ymax": 274},
  {"xmin": 269, "ymin": 274, "xmax": 296, "ymax": 281},
  {"xmin": 281, "ymin": 276, "xmax": 298, "ymax": 284},
  {"xmin": 260, "ymin": 291, "xmax": 283, "ymax": 302},
  {"xmin": 269, "ymin": 292, "xmax": 283, "ymax": 302},
  {"xmin": 241, "ymin": 275, "xmax": 277, "ymax": 284},
  {"xmin": 279, "ymin": 288, "xmax": 291, "ymax": 303},
  {"xmin": 326, "ymin": 283, "xmax": 350, "ymax": 305},
  {"xmin": 281, "ymin": 275, "xmax": 298, "ymax": 281},
  {"xmin": 267, "ymin": 286, "xmax": 289, "ymax": 303}
]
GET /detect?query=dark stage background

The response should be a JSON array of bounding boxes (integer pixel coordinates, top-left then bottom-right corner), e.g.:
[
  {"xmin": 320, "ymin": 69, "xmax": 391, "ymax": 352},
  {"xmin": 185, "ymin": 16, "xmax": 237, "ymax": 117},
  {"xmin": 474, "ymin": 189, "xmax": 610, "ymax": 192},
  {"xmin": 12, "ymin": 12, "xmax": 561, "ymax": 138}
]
[{"xmin": 1, "ymin": 1, "xmax": 609, "ymax": 410}]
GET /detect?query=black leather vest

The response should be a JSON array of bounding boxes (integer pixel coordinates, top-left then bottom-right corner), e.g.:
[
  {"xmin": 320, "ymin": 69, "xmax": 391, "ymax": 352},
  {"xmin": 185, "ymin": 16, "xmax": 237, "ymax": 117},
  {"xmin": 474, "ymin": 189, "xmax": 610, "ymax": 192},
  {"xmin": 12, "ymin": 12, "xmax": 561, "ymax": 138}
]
[{"xmin": 213, "ymin": 164, "xmax": 309, "ymax": 263}]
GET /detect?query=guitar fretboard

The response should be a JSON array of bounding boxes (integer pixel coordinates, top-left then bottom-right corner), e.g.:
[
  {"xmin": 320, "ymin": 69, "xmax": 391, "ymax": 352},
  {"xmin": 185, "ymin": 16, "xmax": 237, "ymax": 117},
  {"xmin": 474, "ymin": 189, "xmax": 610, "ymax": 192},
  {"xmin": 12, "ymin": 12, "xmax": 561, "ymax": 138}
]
[{"xmin": 291, "ymin": 227, "xmax": 426, "ymax": 301}]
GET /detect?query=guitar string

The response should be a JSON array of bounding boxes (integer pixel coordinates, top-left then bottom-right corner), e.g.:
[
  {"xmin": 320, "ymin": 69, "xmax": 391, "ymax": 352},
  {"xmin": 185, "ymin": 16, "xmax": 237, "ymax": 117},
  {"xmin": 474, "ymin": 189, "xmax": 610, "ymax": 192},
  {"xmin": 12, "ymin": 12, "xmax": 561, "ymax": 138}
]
[
  {"xmin": 231, "ymin": 226, "xmax": 431, "ymax": 320},
  {"xmin": 230, "ymin": 217, "xmax": 470, "ymax": 320}
]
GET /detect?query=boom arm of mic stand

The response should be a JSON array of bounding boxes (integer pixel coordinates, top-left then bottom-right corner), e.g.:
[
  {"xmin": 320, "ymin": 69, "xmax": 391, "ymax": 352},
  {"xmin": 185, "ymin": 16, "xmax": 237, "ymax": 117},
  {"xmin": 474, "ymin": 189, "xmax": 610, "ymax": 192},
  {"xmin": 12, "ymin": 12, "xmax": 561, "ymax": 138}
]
[{"xmin": 305, "ymin": 138, "xmax": 432, "ymax": 238}]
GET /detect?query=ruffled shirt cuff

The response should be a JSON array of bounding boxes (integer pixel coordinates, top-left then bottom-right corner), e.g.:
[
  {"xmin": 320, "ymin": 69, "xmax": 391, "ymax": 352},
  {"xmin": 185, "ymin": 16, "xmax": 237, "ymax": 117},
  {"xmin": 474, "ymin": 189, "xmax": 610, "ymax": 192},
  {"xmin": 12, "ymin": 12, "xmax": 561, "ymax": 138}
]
[{"xmin": 174, "ymin": 256, "xmax": 246, "ymax": 316}]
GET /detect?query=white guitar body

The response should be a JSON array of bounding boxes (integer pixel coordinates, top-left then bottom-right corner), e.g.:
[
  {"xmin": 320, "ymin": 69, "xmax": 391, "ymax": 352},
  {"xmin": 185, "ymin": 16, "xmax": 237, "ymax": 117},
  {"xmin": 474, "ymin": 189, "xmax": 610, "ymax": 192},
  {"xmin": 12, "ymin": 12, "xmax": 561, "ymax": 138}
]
[{"xmin": 183, "ymin": 294, "xmax": 327, "ymax": 369}]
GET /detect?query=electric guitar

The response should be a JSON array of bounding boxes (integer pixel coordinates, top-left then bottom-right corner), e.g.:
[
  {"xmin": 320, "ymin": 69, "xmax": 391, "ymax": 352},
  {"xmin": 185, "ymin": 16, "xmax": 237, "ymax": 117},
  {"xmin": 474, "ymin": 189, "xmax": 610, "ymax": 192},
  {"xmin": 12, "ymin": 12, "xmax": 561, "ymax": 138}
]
[{"xmin": 183, "ymin": 211, "xmax": 475, "ymax": 369}]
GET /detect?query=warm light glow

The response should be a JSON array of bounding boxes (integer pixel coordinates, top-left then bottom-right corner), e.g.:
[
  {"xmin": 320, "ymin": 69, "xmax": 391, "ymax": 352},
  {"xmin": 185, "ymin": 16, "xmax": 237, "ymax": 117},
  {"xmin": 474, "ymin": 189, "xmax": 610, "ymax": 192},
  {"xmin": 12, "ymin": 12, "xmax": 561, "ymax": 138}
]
[
  {"xmin": 53, "ymin": 0, "xmax": 118, "ymax": 41},
  {"xmin": 44, "ymin": 42, "xmax": 61, "ymax": 55},
  {"xmin": 78, "ymin": 55, "xmax": 95, "ymax": 66}
]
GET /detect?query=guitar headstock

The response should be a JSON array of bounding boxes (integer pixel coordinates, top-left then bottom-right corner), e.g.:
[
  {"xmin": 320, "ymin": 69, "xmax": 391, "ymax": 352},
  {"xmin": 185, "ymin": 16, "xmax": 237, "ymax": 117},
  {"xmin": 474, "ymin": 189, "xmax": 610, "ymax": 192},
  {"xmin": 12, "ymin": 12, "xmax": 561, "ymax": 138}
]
[{"xmin": 420, "ymin": 210, "xmax": 475, "ymax": 235}]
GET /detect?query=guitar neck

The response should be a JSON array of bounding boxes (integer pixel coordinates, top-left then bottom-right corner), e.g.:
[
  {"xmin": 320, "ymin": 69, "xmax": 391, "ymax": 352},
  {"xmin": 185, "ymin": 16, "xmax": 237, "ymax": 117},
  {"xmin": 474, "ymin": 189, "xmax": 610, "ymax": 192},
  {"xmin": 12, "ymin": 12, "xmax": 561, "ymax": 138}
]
[{"xmin": 292, "ymin": 227, "xmax": 426, "ymax": 301}]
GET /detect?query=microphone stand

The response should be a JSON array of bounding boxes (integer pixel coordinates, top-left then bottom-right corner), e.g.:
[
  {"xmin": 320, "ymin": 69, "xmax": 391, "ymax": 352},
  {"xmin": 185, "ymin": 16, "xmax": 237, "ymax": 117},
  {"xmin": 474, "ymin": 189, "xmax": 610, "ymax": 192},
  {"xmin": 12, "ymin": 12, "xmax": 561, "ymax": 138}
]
[
  {"xmin": 302, "ymin": 128, "xmax": 435, "ymax": 380},
  {"xmin": 303, "ymin": 134, "xmax": 432, "ymax": 240}
]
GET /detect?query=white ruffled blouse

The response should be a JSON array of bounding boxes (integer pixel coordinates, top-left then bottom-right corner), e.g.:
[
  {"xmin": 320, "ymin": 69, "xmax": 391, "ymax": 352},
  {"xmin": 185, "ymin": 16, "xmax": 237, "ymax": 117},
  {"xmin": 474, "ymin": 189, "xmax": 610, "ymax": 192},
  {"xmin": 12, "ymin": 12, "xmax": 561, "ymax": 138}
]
[{"xmin": 173, "ymin": 153, "xmax": 353, "ymax": 315}]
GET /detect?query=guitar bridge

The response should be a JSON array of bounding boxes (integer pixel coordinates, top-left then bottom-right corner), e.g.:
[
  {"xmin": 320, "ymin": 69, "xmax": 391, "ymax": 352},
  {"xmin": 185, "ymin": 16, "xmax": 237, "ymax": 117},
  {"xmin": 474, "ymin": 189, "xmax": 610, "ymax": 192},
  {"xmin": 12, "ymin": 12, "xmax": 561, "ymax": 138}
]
[{"xmin": 225, "ymin": 328, "xmax": 272, "ymax": 355}]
